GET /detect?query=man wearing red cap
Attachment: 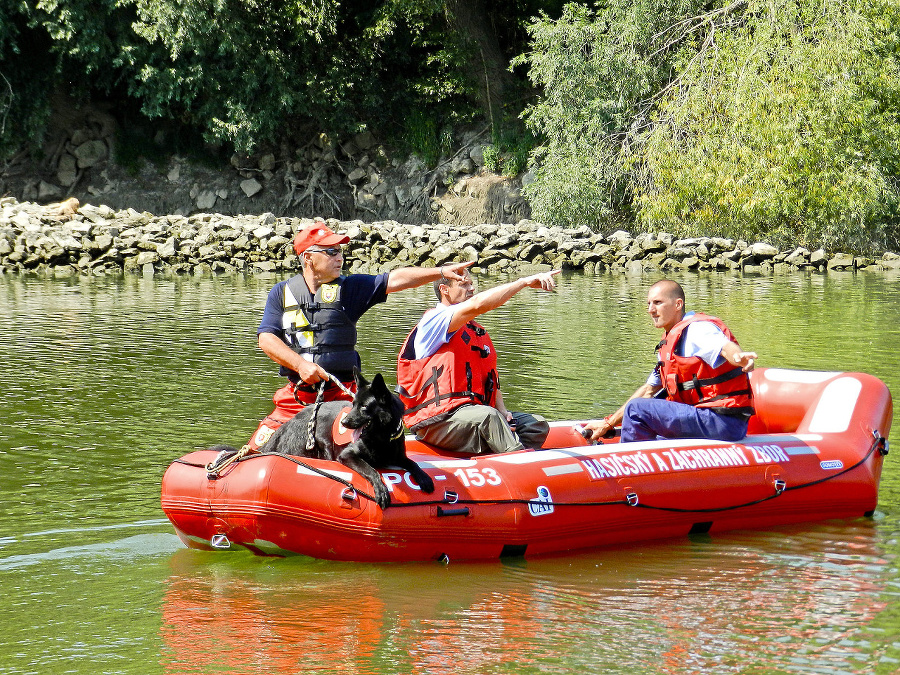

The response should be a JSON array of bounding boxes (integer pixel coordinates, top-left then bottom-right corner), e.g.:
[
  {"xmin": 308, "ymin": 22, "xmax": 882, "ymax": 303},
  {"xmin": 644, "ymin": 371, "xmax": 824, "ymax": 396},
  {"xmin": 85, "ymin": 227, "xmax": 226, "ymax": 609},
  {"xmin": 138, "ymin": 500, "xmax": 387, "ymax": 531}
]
[{"xmin": 248, "ymin": 221, "xmax": 471, "ymax": 449}]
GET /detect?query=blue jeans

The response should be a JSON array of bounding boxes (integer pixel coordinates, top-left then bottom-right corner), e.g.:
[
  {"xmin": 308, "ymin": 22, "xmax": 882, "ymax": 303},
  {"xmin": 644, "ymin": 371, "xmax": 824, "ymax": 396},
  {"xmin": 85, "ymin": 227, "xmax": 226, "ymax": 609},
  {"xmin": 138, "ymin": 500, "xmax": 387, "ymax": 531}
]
[{"xmin": 621, "ymin": 397, "xmax": 748, "ymax": 443}]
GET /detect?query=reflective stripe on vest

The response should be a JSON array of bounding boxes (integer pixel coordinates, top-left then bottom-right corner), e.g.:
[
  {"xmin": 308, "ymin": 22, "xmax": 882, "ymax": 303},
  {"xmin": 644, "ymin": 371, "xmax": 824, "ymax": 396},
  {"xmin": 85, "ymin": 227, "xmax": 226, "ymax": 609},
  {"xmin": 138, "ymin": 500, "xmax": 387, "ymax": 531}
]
[{"xmin": 282, "ymin": 274, "xmax": 359, "ymax": 375}]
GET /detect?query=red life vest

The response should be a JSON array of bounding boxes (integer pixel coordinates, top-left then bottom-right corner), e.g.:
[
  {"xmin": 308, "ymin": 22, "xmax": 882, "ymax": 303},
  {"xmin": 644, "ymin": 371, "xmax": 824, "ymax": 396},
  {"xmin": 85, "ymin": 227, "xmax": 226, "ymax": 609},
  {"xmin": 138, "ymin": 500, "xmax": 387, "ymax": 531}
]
[
  {"xmin": 397, "ymin": 318, "xmax": 499, "ymax": 431},
  {"xmin": 657, "ymin": 313, "xmax": 755, "ymax": 418}
]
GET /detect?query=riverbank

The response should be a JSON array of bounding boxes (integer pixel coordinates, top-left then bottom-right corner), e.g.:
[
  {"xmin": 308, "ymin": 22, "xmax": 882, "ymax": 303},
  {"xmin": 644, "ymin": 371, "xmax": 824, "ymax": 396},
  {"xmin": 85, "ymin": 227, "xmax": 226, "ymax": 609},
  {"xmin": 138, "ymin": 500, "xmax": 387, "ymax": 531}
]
[{"xmin": 2, "ymin": 197, "xmax": 899, "ymax": 277}]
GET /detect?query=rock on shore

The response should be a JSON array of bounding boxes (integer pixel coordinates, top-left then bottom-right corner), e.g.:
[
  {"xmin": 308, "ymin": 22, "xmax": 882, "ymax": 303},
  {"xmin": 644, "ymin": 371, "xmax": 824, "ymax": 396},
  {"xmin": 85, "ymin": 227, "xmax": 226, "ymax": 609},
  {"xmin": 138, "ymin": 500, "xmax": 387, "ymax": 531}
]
[{"xmin": 1, "ymin": 197, "xmax": 898, "ymax": 277}]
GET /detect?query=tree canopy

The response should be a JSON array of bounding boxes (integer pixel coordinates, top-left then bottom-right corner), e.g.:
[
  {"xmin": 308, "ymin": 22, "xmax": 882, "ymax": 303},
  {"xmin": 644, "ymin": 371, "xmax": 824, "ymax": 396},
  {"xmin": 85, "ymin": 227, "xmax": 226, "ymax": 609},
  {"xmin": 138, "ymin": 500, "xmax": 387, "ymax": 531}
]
[
  {"xmin": 0, "ymin": 0, "xmax": 561, "ymax": 157},
  {"xmin": 517, "ymin": 0, "xmax": 900, "ymax": 252},
  {"xmin": 2, "ymin": 0, "xmax": 899, "ymax": 252}
]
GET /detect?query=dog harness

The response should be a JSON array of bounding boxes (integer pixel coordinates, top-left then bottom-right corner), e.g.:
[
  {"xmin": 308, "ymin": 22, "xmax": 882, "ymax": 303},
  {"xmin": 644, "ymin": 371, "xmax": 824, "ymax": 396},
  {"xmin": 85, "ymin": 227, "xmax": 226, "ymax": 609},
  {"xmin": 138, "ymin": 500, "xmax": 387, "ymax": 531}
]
[
  {"xmin": 282, "ymin": 274, "xmax": 360, "ymax": 377},
  {"xmin": 656, "ymin": 313, "xmax": 755, "ymax": 419},
  {"xmin": 397, "ymin": 319, "xmax": 499, "ymax": 431}
]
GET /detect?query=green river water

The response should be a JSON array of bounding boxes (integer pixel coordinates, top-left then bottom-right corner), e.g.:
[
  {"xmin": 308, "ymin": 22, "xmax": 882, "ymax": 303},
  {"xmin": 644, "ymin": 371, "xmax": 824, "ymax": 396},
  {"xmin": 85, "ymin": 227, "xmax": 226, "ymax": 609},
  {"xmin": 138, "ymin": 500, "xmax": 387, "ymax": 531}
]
[{"xmin": 1, "ymin": 269, "xmax": 899, "ymax": 674}]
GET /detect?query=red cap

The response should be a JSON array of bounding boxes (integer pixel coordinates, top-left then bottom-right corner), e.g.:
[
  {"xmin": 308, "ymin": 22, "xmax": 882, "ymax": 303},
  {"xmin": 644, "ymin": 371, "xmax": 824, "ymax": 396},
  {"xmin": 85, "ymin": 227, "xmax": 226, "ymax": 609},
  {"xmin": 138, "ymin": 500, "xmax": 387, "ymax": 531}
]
[{"xmin": 292, "ymin": 223, "xmax": 350, "ymax": 255}]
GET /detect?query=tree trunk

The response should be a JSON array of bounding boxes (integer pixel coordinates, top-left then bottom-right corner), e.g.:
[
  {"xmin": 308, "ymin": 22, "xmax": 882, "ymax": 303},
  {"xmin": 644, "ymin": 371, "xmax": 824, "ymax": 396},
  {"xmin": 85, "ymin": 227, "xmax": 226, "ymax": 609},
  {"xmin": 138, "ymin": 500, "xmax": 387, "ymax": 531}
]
[{"xmin": 444, "ymin": 0, "xmax": 514, "ymax": 128}]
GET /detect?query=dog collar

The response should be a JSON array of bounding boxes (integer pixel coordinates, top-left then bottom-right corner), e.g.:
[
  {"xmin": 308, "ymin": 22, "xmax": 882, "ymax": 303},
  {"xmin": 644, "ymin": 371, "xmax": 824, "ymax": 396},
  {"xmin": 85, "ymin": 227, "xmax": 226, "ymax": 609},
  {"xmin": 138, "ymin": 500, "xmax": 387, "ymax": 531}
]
[{"xmin": 390, "ymin": 422, "xmax": 405, "ymax": 441}]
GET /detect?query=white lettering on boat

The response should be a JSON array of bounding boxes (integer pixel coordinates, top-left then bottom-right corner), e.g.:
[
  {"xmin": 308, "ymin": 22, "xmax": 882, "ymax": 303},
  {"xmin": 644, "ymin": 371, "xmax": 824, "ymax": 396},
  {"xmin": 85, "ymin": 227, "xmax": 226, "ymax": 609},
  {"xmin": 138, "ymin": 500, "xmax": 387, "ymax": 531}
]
[
  {"xmin": 381, "ymin": 471, "xmax": 436, "ymax": 492},
  {"xmin": 453, "ymin": 467, "xmax": 502, "ymax": 488},
  {"xmin": 581, "ymin": 451, "xmax": 659, "ymax": 478},
  {"xmin": 663, "ymin": 445, "xmax": 750, "ymax": 471},
  {"xmin": 581, "ymin": 445, "xmax": 754, "ymax": 479},
  {"xmin": 381, "ymin": 472, "xmax": 405, "ymax": 492},
  {"xmin": 746, "ymin": 444, "xmax": 791, "ymax": 464}
]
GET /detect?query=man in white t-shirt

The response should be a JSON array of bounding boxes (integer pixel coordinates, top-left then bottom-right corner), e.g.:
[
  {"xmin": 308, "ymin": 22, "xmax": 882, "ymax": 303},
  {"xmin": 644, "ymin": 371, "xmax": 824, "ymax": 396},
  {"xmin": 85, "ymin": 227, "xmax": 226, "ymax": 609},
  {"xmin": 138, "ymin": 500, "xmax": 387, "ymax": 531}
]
[
  {"xmin": 584, "ymin": 279, "xmax": 757, "ymax": 443},
  {"xmin": 397, "ymin": 268, "xmax": 559, "ymax": 454}
]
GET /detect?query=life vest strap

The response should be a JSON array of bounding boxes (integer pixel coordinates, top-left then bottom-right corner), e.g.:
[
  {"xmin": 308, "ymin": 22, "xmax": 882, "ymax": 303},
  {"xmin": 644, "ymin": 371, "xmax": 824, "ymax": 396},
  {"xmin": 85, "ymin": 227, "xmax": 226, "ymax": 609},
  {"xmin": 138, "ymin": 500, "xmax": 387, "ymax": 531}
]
[
  {"xmin": 706, "ymin": 405, "xmax": 756, "ymax": 419},
  {"xmin": 677, "ymin": 366, "xmax": 745, "ymax": 391},
  {"xmin": 404, "ymin": 390, "xmax": 485, "ymax": 415},
  {"xmin": 286, "ymin": 321, "xmax": 341, "ymax": 335},
  {"xmin": 470, "ymin": 344, "xmax": 491, "ymax": 358},
  {"xmin": 296, "ymin": 344, "xmax": 355, "ymax": 355},
  {"xmin": 697, "ymin": 388, "xmax": 752, "ymax": 404},
  {"xmin": 284, "ymin": 301, "xmax": 340, "ymax": 314}
]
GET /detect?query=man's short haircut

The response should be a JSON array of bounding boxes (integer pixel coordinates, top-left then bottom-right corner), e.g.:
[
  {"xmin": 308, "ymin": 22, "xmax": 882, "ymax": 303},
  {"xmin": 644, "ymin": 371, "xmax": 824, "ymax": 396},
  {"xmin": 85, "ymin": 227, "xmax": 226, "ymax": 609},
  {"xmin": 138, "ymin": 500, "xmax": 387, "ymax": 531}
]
[
  {"xmin": 433, "ymin": 277, "xmax": 447, "ymax": 299},
  {"xmin": 650, "ymin": 279, "xmax": 685, "ymax": 304}
]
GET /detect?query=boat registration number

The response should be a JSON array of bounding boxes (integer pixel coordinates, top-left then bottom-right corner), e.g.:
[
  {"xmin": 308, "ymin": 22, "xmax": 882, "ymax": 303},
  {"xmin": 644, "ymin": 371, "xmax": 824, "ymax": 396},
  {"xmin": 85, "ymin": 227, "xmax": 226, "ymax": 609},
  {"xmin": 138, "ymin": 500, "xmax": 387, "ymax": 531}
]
[{"xmin": 453, "ymin": 467, "xmax": 502, "ymax": 487}]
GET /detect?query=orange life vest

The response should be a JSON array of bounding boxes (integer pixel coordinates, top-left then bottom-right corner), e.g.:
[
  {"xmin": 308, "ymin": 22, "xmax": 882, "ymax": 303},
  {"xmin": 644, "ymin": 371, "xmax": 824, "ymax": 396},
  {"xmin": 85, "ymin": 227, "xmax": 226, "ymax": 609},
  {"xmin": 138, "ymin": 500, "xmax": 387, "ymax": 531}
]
[
  {"xmin": 397, "ymin": 319, "xmax": 498, "ymax": 431},
  {"xmin": 657, "ymin": 313, "xmax": 755, "ymax": 418}
]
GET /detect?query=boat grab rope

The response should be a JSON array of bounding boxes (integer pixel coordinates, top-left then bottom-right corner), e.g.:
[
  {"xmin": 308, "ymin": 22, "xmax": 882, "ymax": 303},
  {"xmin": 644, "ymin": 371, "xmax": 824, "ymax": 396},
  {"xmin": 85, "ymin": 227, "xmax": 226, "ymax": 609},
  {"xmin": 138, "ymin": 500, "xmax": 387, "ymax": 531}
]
[
  {"xmin": 626, "ymin": 429, "xmax": 888, "ymax": 514},
  {"xmin": 174, "ymin": 430, "xmax": 888, "ymax": 513},
  {"xmin": 176, "ymin": 450, "xmax": 381, "ymax": 504}
]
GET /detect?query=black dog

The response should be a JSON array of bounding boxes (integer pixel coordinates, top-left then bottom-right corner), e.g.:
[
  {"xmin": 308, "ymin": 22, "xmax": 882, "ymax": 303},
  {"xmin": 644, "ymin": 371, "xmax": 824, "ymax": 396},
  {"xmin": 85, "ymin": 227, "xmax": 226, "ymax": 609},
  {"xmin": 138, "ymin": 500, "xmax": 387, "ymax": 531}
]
[{"xmin": 260, "ymin": 369, "xmax": 435, "ymax": 509}]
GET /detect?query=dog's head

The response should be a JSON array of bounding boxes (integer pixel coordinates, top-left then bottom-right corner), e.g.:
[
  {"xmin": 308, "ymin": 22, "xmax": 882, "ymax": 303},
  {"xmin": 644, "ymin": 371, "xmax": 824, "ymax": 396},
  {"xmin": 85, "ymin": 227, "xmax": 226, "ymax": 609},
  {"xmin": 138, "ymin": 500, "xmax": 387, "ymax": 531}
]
[{"xmin": 342, "ymin": 368, "xmax": 405, "ymax": 433}]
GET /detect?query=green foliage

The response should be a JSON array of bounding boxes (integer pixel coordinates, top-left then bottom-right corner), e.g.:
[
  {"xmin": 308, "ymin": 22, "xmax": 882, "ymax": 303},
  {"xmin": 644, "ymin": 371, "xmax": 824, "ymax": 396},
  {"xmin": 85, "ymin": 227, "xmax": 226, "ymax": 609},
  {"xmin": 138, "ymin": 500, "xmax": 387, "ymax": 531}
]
[
  {"xmin": 1, "ymin": 0, "xmax": 142, "ymax": 157},
  {"xmin": 0, "ymin": 0, "xmax": 489, "ymax": 160},
  {"xmin": 363, "ymin": 0, "xmax": 480, "ymax": 164},
  {"xmin": 0, "ymin": 1, "xmax": 64, "ymax": 156},
  {"xmin": 634, "ymin": 0, "xmax": 900, "ymax": 253},
  {"xmin": 515, "ymin": 0, "xmax": 705, "ymax": 228},
  {"xmin": 484, "ymin": 116, "xmax": 535, "ymax": 176},
  {"xmin": 482, "ymin": 144, "xmax": 501, "ymax": 173},
  {"xmin": 122, "ymin": 0, "xmax": 343, "ymax": 154},
  {"xmin": 401, "ymin": 110, "xmax": 455, "ymax": 167},
  {"xmin": 518, "ymin": 0, "xmax": 900, "ymax": 252}
]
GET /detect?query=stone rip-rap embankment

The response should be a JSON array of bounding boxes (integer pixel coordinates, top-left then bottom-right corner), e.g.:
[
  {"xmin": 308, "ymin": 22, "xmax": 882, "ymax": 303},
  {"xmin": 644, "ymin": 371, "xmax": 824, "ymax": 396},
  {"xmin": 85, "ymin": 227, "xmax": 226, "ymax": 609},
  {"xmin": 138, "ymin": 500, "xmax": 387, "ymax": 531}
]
[{"xmin": 2, "ymin": 197, "xmax": 899, "ymax": 277}]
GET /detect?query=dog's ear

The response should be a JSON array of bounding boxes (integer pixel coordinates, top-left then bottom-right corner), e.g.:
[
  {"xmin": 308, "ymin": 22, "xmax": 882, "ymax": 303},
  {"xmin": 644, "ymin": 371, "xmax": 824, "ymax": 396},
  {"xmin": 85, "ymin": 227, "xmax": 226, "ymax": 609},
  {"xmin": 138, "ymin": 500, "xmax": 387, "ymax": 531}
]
[
  {"xmin": 371, "ymin": 373, "xmax": 390, "ymax": 398},
  {"xmin": 353, "ymin": 366, "xmax": 369, "ymax": 388}
]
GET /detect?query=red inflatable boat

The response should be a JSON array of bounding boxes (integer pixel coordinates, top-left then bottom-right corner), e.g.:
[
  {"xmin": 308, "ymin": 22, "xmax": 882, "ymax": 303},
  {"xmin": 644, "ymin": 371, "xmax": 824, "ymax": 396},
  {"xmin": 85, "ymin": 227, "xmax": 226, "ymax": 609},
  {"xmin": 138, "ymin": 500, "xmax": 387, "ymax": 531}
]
[{"xmin": 161, "ymin": 368, "xmax": 892, "ymax": 562}]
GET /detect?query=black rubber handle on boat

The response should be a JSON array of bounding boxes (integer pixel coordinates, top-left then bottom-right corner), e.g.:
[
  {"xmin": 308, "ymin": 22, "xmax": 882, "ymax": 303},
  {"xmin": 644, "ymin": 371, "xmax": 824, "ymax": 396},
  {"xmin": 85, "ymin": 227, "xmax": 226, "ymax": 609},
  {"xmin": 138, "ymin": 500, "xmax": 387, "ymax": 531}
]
[{"xmin": 437, "ymin": 506, "xmax": 471, "ymax": 517}]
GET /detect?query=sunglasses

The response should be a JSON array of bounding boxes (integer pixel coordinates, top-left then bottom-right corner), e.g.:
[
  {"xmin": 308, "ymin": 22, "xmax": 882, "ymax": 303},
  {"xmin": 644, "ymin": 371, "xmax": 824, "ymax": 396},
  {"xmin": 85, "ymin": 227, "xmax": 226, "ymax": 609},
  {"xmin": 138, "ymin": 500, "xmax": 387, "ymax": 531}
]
[{"xmin": 307, "ymin": 247, "xmax": 343, "ymax": 257}]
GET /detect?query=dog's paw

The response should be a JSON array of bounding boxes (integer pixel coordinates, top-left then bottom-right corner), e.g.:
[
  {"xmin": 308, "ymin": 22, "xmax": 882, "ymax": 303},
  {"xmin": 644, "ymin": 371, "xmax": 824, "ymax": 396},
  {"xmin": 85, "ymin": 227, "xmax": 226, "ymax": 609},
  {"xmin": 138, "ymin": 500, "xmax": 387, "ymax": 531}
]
[
  {"xmin": 373, "ymin": 486, "xmax": 391, "ymax": 510},
  {"xmin": 416, "ymin": 472, "xmax": 435, "ymax": 494}
]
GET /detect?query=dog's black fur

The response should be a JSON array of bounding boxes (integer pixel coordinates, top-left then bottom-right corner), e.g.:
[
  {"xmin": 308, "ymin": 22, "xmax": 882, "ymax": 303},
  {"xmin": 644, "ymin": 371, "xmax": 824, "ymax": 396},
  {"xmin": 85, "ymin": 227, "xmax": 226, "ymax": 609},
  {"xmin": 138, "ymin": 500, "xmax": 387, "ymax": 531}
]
[{"xmin": 258, "ymin": 368, "xmax": 434, "ymax": 509}]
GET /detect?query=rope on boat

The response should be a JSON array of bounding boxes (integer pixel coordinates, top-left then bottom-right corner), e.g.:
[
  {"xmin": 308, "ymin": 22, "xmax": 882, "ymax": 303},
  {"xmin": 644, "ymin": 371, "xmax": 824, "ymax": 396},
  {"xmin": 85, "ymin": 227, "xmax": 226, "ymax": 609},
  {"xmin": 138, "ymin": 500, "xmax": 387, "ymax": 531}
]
[
  {"xmin": 176, "ymin": 451, "xmax": 379, "ymax": 504},
  {"xmin": 177, "ymin": 430, "xmax": 888, "ymax": 514},
  {"xmin": 203, "ymin": 445, "xmax": 254, "ymax": 478},
  {"xmin": 621, "ymin": 430, "xmax": 888, "ymax": 514}
]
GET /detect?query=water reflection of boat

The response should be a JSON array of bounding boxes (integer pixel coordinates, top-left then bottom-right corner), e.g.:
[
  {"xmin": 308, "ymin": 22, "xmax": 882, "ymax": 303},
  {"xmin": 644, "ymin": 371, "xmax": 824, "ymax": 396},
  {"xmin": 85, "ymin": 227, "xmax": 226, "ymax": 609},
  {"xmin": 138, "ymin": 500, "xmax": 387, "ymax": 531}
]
[
  {"xmin": 160, "ymin": 368, "xmax": 892, "ymax": 562},
  {"xmin": 159, "ymin": 521, "xmax": 888, "ymax": 674}
]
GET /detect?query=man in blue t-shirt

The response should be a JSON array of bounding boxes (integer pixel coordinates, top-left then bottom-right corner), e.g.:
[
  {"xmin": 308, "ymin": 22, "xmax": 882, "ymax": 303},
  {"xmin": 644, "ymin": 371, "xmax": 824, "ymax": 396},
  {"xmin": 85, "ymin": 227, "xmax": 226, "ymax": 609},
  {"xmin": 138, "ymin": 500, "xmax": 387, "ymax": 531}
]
[{"xmin": 248, "ymin": 221, "xmax": 470, "ymax": 449}]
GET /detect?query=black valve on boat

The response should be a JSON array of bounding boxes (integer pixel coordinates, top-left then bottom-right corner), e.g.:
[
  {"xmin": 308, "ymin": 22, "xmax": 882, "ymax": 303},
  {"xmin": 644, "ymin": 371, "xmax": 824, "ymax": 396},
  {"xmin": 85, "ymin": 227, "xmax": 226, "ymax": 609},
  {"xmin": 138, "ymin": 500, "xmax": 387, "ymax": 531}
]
[{"xmin": 874, "ymin": 430, "xmax": 889, "ymax": 456}]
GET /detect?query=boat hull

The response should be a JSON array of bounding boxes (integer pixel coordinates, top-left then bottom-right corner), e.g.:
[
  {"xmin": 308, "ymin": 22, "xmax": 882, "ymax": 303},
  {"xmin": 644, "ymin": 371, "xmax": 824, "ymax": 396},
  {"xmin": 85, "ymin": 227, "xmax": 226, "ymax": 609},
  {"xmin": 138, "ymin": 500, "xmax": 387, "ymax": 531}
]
[{"xmin": 161, "ymin": 369, "xmax": 892, "ymax": 561}]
